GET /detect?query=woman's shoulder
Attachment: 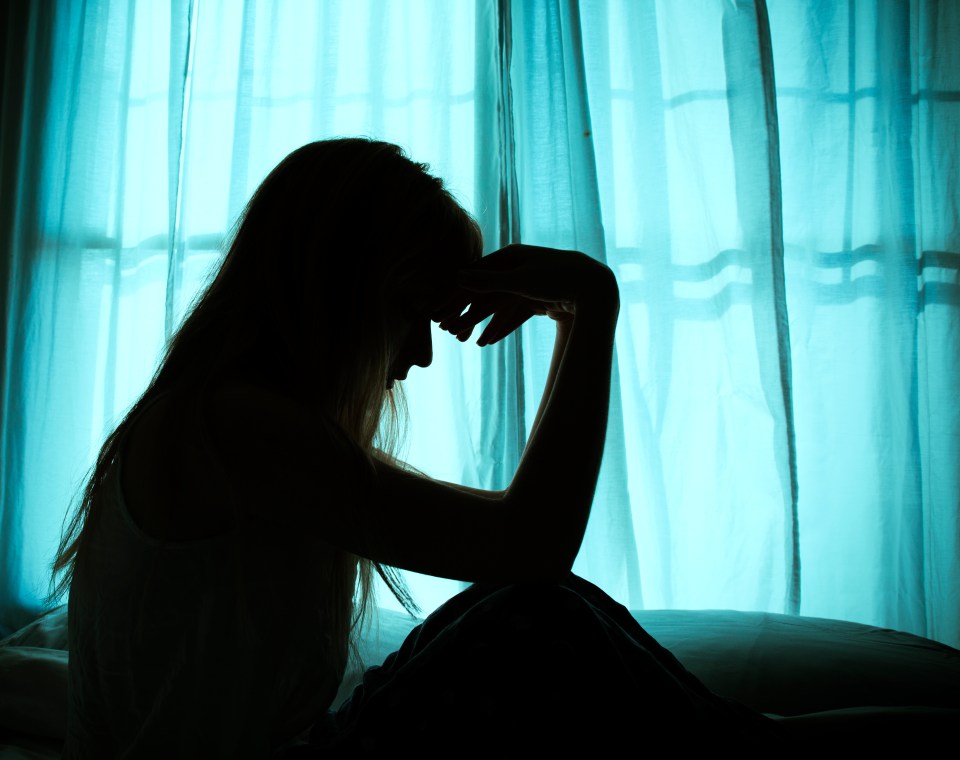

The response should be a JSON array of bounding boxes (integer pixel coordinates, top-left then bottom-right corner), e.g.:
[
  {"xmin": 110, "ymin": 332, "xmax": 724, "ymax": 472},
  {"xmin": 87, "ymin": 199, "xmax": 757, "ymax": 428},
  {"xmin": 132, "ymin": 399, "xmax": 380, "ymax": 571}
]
[
  {"xmin": 121, "ymin": 382, "xmax": 356, "ymax": 541},
  {"xmin": 208, "ymin": 381, "xmax": 368, "ymax": 465},
  {"xmin": 120, "ymin": 389, "xmax": 234, "ymax": 541}
]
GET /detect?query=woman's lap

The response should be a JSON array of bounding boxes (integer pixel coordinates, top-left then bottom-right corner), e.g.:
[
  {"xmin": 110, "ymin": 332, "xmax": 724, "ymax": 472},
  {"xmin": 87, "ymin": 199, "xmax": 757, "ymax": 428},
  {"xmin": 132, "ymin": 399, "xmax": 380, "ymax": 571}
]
[{"xmin": 288, "ymin": 574, "xmax": 789, "ymax": 755}]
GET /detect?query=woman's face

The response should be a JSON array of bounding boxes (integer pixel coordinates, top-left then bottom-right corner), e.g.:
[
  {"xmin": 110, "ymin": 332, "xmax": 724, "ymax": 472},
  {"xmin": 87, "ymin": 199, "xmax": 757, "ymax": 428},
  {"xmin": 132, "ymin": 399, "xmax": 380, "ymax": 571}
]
[
  {"xmin": 383, "ymin": 271, "xmax": 452, "ymax": 388},
  {"xmin": 386, "ymin": 297, "xmax": 434, "ymax": 388},
  {"xmin": 382, "ymin": 239, "xmax": 475, "ymax": 389}
]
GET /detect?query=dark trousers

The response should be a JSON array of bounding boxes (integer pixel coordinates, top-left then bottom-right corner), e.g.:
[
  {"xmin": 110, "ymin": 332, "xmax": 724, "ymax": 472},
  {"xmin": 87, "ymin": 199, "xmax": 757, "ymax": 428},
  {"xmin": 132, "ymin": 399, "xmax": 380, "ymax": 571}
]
[{"xmin": 287, "ymin": 574, "xmax": 789, "ymax": 757}]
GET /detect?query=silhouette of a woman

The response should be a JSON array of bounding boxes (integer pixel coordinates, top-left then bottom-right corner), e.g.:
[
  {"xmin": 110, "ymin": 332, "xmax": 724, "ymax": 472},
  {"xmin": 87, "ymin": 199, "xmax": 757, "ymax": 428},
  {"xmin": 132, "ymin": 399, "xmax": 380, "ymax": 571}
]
[{"xmin": 54, "ymin": 139, "xmax": 788, "ymax": 757}]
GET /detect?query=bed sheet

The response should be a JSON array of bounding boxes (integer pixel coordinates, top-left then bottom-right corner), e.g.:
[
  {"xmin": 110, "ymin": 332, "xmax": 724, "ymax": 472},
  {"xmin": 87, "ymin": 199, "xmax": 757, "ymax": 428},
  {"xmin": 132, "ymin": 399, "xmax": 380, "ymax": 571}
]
[{"xmin": 3, "ymin": 606, "xmax": 959, "ymax": 758}]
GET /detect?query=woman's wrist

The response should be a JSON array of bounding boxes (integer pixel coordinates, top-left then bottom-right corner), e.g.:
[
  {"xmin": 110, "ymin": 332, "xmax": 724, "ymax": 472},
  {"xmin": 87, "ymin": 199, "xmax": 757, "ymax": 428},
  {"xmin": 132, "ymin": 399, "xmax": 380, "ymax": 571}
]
[{"xmin": 572, "ymin": 266, "xmax": 620, "ymax": 321}]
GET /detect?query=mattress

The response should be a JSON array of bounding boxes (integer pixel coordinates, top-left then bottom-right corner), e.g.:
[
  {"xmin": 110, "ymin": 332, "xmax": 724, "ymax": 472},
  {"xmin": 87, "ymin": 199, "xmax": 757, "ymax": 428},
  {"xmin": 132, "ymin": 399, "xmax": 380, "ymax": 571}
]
[{"xmin": 2, "ymin": 605, "xmax": 958, "ymax": 757}]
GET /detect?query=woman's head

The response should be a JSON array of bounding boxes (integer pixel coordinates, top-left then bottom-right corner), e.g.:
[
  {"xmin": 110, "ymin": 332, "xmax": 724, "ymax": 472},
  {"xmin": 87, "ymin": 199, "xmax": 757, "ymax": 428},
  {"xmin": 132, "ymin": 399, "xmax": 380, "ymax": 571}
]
[{"xmin": 191, "ymin": 138, "xmax": 483, "ymax": 447}]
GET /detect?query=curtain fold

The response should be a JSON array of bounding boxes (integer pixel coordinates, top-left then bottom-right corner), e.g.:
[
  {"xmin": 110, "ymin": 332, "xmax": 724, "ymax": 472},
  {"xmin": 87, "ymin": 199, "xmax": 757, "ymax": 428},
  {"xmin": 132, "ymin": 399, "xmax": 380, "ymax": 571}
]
[
  {"xmin": 0, "ymin": 0, "xmax": 58, "ymax": 634},
  {"xmin": 720, "ymin": 0, "xmax": 800, "ymax": 613},
  {"xmin": 1, "ymin": 0, "xmax": 957, "ymax": 647},
  {"xmin": 914, "ymin": 0, "xmax": 960, "ymax": 648}
]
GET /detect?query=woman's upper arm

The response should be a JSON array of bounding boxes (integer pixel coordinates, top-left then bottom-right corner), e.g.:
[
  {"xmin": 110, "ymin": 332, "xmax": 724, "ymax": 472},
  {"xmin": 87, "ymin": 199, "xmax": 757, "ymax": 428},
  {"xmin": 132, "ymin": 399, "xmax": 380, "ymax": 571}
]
[{"xmin": 209, "ymin": 385, "xmax": 564, "ymax": 583}]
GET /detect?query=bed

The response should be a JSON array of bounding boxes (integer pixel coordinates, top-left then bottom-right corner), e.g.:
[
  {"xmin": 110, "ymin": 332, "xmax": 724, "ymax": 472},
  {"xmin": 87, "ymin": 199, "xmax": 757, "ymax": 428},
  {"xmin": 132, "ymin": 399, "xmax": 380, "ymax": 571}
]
[{"xmin": 2, "ymin": 604, "xmax": 958, "ymax": 756}]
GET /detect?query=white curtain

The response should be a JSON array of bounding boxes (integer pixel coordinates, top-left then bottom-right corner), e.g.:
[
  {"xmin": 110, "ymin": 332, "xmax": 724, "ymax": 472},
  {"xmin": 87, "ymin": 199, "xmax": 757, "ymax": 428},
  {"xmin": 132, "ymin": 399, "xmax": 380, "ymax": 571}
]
[{"xmin": 2, "ymin": 0, "xmax": 957, "ymax": 647}]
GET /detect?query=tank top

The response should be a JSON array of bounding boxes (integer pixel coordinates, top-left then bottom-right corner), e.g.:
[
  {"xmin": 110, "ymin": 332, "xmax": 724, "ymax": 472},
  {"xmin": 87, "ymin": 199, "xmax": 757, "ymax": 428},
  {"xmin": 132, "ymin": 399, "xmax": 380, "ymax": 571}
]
[{"xmin": 62, "ymin": 400, "xmax": 346, "ymax": 758}]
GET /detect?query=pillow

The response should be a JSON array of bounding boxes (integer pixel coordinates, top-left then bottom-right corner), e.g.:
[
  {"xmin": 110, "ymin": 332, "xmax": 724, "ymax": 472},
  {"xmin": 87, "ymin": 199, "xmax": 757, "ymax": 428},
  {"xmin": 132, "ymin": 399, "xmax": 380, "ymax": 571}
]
[
  {"xmin": 0, "ymin": 607, "xmax": 68, "ymax": 651},
  {"xmin": 1, "ymin": 608, "xmax": 70, "ymax": 744},
  {"xmin": 636, "ymin": 609, "xmax": 960, "ymax": 716},
  {"xmin": 0, "ymin": 646, "xmax": 69, "ymax": 739}
]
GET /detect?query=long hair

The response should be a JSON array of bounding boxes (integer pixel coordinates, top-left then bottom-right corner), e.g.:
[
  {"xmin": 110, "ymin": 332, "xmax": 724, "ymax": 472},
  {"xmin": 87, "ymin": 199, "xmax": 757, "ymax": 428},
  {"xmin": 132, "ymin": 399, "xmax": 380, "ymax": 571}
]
[{"xmin": 51, "ymin": 138, "xmax": 483, "ymax": 669}]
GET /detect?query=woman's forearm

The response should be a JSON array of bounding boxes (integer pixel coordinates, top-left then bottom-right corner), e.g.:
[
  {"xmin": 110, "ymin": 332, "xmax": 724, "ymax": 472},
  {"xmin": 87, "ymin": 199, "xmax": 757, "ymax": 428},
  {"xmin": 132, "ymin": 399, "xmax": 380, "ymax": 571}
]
[
  {"xmin": 526, "ymin": 317, "xmax": 573, "ymax": 445},
  {"xmin": 506, "ymin": 277, "xmax": 619, "ymax": 571}
]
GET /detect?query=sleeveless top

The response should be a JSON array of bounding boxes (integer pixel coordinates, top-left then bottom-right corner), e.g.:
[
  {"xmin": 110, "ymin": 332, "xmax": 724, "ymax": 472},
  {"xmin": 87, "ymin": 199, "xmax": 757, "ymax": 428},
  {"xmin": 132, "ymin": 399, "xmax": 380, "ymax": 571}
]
[{"xmin": 62, "ymin": 402, "xmax": 347, "ymax": 758}]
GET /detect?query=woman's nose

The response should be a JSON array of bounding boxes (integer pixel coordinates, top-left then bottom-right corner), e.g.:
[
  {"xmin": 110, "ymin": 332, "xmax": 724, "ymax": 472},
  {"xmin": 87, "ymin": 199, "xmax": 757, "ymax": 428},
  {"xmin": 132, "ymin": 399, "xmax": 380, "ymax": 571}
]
[{"xmin": 406, "ymin": 319, "xmax": 433, "ymax": 369}]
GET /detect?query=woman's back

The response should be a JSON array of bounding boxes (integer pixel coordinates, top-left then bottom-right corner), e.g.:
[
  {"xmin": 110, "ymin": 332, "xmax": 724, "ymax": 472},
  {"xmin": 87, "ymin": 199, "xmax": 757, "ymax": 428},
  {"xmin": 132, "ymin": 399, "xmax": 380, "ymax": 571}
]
[
  {"xmin": 63, "ymin": 392, "xmax": 346, "ymax": 758},
  {"xmin": 119, "ymin": 391, "xmax": 232, "ymax": 541}
]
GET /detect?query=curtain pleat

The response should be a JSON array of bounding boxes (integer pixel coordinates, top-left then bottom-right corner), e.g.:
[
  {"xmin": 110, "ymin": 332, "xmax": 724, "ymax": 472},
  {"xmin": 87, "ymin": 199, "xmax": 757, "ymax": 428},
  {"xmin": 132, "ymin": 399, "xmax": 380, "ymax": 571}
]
[
  {"xmin": 476, "ymin": 1, "xmax": 526, "ymax": 495},
  {"xmin": 914, "ymin": 0, "xmax": 960, "ymax": 648},
  {"xmin": 0, "ymin": 0, "xmax": 58, "ymax": 633},
  {"xmin": 163, "ymin": 0, "xmax": 196, "ymax": 338},
  {"xmin": 720, "ymin": 0, "xmax": 800, "ymax": 613}
]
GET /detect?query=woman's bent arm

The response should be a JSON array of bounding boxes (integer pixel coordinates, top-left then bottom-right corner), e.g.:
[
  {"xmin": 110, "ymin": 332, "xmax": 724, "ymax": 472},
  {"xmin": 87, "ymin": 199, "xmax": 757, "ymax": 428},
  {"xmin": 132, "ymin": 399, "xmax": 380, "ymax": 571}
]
[
  {"xmin": 506, "ymin": 276, "xmax": 619, "ymax": 575},
  {"xmin": 208, "ymin": 247, "xmax": 619, "ymax": 584}
]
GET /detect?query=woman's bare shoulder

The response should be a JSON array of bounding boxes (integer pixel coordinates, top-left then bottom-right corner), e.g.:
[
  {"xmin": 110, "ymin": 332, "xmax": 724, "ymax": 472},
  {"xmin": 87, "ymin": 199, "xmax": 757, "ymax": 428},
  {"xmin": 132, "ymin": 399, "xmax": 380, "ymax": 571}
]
[
  {"xmin": 121, "ymin": 383, "xmax": 360, "ymax": 541},
  {"xmin": 206, "ymin": 382, "xmax": 374, "ymax": 505},
  {"xmin": 121, "ymin": 390, "xmax": 233, "ymax": 540},
  {"xmin": 208, "ymin": 382, "xmax": 365, "ymax": 461}
]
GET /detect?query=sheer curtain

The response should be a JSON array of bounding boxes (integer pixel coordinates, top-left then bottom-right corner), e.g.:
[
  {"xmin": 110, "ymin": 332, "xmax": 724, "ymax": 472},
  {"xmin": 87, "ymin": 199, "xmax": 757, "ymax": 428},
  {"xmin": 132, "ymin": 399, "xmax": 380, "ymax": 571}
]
[{"xmin": 2, "ymin": 0, "xmax": 957, "ymax": 647}]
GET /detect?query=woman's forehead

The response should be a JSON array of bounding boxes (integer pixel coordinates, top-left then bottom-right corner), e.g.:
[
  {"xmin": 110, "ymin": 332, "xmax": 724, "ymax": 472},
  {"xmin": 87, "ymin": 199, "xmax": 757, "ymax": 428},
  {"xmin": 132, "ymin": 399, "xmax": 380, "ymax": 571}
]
[
  {"xmin": 387, "ymin": 267, "xmax": 456, "ymax": 306},
  {"xmin": 383, "ymin": 234, "xmax": 474, "ymax": 302},
  {"xmin": 390, "ymin": 247, "xmax": 463, "ymax": 283}
]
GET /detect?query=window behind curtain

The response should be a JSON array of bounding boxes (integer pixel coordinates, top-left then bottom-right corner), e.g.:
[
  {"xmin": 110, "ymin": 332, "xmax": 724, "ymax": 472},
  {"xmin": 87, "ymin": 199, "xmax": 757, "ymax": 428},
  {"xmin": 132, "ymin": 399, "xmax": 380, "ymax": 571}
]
[{"xmin": 2, "ymin": 0, "xmax": 958, "ymax": 647}]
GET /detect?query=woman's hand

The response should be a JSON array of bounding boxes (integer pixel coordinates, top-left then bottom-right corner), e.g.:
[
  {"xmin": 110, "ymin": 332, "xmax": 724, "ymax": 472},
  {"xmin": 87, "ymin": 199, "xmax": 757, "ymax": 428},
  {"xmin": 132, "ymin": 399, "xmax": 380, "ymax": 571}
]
[{"xmin": 431, "ymin": 244, "xmax": 617, "ymax": 346}]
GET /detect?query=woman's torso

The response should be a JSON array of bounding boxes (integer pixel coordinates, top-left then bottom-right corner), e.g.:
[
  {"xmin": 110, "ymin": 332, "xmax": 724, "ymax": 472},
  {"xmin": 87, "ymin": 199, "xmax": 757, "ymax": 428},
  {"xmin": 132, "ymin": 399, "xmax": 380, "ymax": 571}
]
[{"xmin": 63, "ymin": 390, "xmax": 348, "ymax": 758}]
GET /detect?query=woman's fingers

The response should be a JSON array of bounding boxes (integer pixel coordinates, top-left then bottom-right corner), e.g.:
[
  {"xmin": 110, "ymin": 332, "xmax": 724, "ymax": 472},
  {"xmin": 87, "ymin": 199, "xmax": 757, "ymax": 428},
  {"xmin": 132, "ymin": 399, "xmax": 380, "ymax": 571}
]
[
  {"xmin": 431, "ymin": 281, "xmax": 548, "ymax": 347},
  {"xmin": 476, "ymin": 303, "xmax": 535, "ymax": 346},
  {"xmin": 434, "ymin": 293, "xmax": 542, "ymax": 346},
  {"xmin": 439, "ymin": 300, "xmax": 496, "ymax": 339},
  {"xmin": 423, "ymin": 259, "xmax": 585, "ymax": 348},
  {"xmin": 430, "ymin": 293, "xmax": 472, "ymax": 323}
]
